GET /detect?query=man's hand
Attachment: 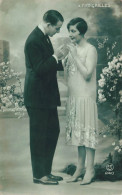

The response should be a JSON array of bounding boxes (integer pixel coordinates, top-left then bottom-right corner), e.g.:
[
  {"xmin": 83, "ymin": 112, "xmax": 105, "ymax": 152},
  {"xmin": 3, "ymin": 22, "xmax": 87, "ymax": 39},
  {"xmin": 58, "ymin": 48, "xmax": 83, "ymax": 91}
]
[{"xmin": 54, "ymin": 45, "xmax": 66, "ymax": 60}]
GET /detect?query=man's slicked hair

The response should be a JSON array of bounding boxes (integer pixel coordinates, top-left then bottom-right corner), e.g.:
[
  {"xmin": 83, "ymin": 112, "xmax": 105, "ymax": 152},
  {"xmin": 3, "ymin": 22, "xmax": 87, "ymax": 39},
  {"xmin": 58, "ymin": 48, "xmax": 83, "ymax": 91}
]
[{"xmin": 43, "ymin": 10, "xmax": 64, "ymax": 25}]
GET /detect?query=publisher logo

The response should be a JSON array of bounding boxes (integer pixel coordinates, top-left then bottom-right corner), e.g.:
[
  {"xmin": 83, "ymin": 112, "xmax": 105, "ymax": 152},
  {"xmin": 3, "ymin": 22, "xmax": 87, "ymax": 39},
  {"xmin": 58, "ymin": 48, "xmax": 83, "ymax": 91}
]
[
  {"xmin": 106, "ymin": 163, "xmax": 114, "ymax": 171},
  {"xmin": 105, "ymin": 163, "xmax": 114, "ymax": 175}
]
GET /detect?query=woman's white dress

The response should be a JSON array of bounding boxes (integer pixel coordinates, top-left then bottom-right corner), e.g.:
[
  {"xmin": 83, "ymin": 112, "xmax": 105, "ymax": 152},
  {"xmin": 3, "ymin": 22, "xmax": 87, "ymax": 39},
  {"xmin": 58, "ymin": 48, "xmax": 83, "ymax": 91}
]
[{"xmin": 65, "ymin": 44, "xmax": 98, "ymax": 149}]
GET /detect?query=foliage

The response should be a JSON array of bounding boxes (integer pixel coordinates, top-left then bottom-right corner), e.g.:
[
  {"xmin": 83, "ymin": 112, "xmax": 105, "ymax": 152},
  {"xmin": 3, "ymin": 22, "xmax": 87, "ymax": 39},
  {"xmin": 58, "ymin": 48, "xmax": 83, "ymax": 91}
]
[{"xmin": 0, "ymin": 61, "xmax": 25, "ymax": 118}]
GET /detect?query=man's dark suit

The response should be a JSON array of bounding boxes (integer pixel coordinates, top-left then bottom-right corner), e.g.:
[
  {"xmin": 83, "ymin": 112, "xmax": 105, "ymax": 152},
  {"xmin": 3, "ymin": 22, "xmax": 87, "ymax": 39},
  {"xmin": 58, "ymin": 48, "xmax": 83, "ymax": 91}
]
[{"xmin": 24, "ymin": 26, "xmax": 63, "ymax": 179}]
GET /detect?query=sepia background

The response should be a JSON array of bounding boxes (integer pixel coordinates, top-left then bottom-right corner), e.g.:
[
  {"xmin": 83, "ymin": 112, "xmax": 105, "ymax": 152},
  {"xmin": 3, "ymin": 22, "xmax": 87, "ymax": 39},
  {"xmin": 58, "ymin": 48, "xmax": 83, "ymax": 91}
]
[{"xmin": 0, "ymin": 0, "xmax": 122, "ymax": 194}]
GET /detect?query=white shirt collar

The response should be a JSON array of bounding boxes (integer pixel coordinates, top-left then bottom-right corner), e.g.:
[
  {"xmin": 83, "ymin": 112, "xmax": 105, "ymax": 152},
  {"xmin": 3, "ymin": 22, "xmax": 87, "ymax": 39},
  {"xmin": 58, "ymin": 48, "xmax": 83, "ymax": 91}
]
[{"xmin": 38, "ymin": 24, "xmax": 46, "ymax": 35}]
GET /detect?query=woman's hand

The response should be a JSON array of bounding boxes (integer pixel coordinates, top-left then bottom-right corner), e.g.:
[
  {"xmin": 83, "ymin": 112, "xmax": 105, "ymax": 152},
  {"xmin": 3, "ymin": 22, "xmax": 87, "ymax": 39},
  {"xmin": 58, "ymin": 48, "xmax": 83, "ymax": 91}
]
[
  {"xmin": 67, "ymin": 44, "xmax": 77, "ymax": 59},
  {"xmin": 62, "ymin": 55, "xmax": 68, "ymax": 67}
]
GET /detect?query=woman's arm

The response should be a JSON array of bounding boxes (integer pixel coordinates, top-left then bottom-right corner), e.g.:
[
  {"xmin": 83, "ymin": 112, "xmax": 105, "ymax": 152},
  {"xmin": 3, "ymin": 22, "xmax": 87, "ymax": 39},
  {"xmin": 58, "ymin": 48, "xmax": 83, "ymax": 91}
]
[{"xmin": 75, "ymin": 46, "xmax": 97, "ymax": 81}]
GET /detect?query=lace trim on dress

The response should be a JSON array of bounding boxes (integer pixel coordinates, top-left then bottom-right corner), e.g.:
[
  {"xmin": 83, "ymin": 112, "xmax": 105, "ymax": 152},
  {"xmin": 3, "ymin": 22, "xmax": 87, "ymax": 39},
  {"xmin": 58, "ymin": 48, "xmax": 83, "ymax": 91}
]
[
  {"xmin": 65, "ymin": 97, "xmax": 98, "ymax": 148},
  {"xmin": 65, "ymin": 53, "xmax": 77, "ymax": 76}
]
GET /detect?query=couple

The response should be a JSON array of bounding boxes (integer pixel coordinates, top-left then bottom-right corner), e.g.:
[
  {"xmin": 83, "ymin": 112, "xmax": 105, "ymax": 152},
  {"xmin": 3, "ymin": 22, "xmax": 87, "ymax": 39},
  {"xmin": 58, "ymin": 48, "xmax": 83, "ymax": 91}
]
[{"xmin": 24, "ymin": 10, "xmax": 98, "ymax": 185}]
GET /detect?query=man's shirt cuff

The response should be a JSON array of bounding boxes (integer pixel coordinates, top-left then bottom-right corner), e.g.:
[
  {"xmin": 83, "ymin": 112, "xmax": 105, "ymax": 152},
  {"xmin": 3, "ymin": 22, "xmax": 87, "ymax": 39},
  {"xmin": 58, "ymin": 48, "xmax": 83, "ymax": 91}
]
[{"xmin": 53, "ymin": 55, "xmax": 58, "ymax": 63}]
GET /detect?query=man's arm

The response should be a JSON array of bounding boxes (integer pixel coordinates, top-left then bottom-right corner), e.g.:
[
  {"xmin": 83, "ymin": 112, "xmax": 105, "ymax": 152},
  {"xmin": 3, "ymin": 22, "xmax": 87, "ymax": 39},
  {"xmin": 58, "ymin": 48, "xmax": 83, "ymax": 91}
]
[{"xmin": 25, "ymin": 41, "xmax": 61, "ymax": 76}]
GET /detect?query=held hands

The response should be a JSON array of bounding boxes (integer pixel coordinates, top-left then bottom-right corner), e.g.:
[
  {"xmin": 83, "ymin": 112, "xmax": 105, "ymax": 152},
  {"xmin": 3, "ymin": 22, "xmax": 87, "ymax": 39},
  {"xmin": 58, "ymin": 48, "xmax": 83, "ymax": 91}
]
[
  {"xmin": 54, "ymin": 45, "xmax": 66, "ymax": 60},
  {"xmin": 67, "ymin": 44, "xmax": 77, "ymax": 59}
]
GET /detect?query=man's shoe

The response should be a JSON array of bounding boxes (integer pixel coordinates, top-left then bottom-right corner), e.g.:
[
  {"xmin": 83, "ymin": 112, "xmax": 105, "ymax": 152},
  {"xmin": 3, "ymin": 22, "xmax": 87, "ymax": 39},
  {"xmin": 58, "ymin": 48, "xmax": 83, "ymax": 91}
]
[
  {"xmin": 33, "ymin": 176, "xmax": 59, "ymax": 185},
  {"xmin": 48, "ymin": 174, "xmax": 63, "ymax": 181}
]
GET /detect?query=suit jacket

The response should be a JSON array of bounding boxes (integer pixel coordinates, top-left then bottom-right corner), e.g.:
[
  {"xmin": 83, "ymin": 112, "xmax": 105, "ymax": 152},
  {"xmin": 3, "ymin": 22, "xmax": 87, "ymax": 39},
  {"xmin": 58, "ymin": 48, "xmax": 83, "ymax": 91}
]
[{"xmin": 24, "ymin": 26, "xmax": 63, "ymax": 108}]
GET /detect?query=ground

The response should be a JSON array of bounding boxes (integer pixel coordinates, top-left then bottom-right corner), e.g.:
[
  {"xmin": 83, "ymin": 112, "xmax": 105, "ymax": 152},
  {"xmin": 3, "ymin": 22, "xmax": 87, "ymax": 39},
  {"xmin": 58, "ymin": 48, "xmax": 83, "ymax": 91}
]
[{"xmin": 0, "ymin": 116, "xmax": 122, "ymax": 195}]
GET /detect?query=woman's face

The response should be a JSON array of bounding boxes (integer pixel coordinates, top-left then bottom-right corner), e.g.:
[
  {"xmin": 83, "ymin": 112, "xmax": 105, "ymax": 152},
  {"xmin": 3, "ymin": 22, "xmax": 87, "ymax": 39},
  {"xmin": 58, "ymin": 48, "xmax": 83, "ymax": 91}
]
[{"xmin": 68, "ymin": 24, "xmax": 82, "ymax": 44}]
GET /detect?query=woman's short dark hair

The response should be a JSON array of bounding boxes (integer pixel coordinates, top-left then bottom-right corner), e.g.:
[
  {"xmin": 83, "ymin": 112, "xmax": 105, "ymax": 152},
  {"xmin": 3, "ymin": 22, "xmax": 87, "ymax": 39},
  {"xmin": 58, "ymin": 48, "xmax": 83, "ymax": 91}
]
[
  {"xmin": 67, "ymin": 17, "xmax": 88, "ymax": 35},
  {"xmin": 43, "ymin": 10, "xmax": 64, "ymax": 25}
]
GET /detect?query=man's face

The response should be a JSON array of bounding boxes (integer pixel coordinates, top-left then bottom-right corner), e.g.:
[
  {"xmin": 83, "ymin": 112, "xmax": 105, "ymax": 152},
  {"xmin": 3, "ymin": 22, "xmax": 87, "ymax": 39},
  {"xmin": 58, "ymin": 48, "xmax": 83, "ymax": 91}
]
[{"xmin": 47, "ymin": 20, "xmax": 63, "ymax": 37}]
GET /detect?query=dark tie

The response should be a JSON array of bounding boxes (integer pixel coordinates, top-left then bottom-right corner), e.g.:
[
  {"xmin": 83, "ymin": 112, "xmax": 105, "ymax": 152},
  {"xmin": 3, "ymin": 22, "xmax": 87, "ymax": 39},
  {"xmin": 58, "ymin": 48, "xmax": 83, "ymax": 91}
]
[{"xmin": 45, "ymin": 35, "xmax": 51, "ymax": 44}]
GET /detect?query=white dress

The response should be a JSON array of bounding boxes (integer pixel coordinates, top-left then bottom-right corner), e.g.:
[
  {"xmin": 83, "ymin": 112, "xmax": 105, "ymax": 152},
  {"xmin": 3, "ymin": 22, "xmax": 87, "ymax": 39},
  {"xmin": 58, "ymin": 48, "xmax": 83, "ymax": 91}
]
[{"xmin": 65, "ymin": 44, "xmax": 98, "ymax": 149}]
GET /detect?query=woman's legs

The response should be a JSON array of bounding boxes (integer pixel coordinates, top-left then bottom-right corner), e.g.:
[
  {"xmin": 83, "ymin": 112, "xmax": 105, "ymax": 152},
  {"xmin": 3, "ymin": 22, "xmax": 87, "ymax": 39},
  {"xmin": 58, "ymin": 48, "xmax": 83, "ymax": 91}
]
[
  {"xmin": 66, "ymin": 146, "xmax": 86, "ymax": 182},
  {"xmin": 80, "ymin": 147, "xmax": 95, "ymax": 185}
]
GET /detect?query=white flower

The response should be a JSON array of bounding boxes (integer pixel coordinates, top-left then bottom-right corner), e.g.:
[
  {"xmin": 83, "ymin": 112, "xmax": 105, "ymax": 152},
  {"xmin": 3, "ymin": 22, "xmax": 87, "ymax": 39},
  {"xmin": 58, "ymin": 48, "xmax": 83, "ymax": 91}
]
[
  {"xmin": 98, "ymin": 89, "xmax": 103, "ymax": 94},
  {"xmin": 99, "ymin": 93, "xmax": 105, "ymax": 99},
  {"xmin": 110, "ymin": 72, "xmax": 113, "ymax": 76},
  {"xmin": 119, "ymin": 139, "xmax": 122, "ymax": 146},
  {"xmin": 98, "ymin": 79, "xmax": 105, "ymax": 87},
  {"xmin": 102, "ymin": 67, "xmax": 109, "ymax": 75},
  {"xmin": 15, "ymin": 103, "xmax": 19, "ymax": 107},
  {"xmin": 112, "ymin": 57, "xmax": 118, "ymax": 63},
  {"xmin": 108, "ymin": 62, "xmax": 115, "ymax": 70},
  {"xmin": 119, "ymin": 72, "xmax": 122, "ymax": 77},
  {"xmin": 7, "ymin": 86, "xmax": 11, "ymax": 90},
  {"xmin": 114, "ymin": 146, "xmax": 119, "ymax": 150},
  {"xmin": 116, "ymin": 63, "xmax": 121, "ymax": 69},
  {"xmin": 103, "ymin": 135, "xmax": 106, "ymax": 138},
  {"xmin": 98, "ymin": 94, "xmax": 106, "ymax": 102},
  {"xmin": 114, "ymin": 79, "xmax": 117, "ymax": 84},
  {"xmin": 100, "ymin": 74, "xmax": 104, "ymax": 79},
  {"xmin": 102, "ymin": 98, "xmax": 106, "ymax": 102},
  {"xmin": 119, "ymin": 55, "xmax": 122, "ymax": 61},
  {"xmin": 0, "ymin": 62, "xmax": 5, "ymax": 66},
  {"xmin": 9, "ymin": 95, "xmax": 13, "ymax": 99},
  {"xmin": 108, "ymin": 62, "xmax": 111, "ymax": 66},
  {"xmin": 119, "ymin": 90, "xmax": 122, "ymax": 96},
  {"xmin": 6, "ymin": 102, "xmax": 12, "ymax": 108},
  {"xmin": 120, "ymin": 98, "xmax": 122, "ymax": 103},
  {"xmin": 110, "ymin": 86, "xmax": 115, "ymax": 91},
  {"xmin": 112, "ymin": 142, "xmax": 116, "ymax": 146},
  {"xmin": 118, "ymin": 149, "xmax": 121, "ymax": 152}
]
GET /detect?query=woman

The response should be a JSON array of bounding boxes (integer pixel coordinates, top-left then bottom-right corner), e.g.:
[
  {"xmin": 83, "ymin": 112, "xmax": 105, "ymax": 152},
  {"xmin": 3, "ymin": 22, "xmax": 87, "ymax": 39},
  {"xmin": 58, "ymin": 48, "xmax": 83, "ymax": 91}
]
[{"xmin": 63, "ymin": 17, "xmax": 98, "ymax": 185}]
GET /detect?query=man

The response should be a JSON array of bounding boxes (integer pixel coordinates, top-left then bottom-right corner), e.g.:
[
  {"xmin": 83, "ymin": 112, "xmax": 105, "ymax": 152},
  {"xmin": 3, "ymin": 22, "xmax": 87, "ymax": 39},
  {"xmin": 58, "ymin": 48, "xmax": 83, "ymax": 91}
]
[{"xmin": 24, "ymin": 10, "xmax": 64, "ymax": 185}]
